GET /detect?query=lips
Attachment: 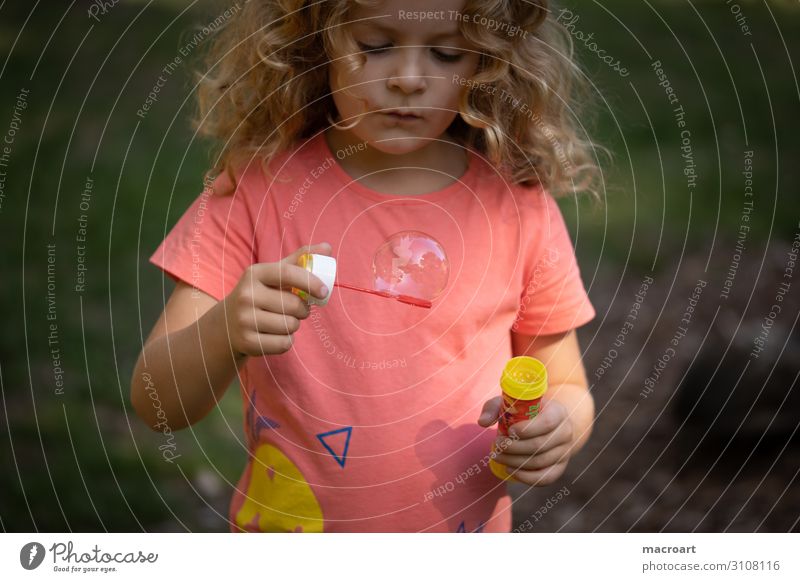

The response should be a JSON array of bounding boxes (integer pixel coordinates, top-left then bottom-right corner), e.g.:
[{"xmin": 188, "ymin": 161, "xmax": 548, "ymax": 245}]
[{"xmin": 383, "ymin": 109, "xmax": 423, "ymax": 120}]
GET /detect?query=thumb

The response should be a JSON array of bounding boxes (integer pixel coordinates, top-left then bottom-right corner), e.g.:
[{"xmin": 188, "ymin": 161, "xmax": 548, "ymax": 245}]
[
  {"xmin": 477, "ymin": 396, "xmax": 502, "ymax": 427},
  {"xmin": 282, "ymin": 242, "xmax": 333, "ymax": 265}
]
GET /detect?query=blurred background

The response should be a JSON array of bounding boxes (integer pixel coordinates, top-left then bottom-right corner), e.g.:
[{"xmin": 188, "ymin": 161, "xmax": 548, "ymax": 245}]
[{"xmin": 1, "ymin": 0, "xmax": 798, "ymax": 532}]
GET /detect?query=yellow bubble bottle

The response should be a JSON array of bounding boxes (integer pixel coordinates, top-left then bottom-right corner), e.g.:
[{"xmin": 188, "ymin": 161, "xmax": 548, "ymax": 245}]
[{"xmin": 489, "ymin": 356, "xmax": 548, "ymax": 481}]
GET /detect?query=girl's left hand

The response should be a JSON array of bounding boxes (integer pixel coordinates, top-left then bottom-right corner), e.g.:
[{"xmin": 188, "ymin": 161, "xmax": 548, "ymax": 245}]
[{"xmin": 477, "ymin": 397, "xmax": 574, "ymax": 486}]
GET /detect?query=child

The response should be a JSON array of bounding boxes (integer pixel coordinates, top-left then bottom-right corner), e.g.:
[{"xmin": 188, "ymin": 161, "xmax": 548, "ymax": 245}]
[{"xmin": 131, "ymin": 0, "xmax": 601, "ymax": 533}]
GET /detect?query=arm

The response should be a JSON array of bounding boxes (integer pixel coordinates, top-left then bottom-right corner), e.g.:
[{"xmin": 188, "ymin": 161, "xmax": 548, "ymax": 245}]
[
  {"xmin": 130, "ymin": 242, "xmax": 331, "ymax": 432},
  {"xmin": 130, "ymin": 281, "xmax": 246, "ymax": 432},
  {"xmin": 510, "ymin": 329, "xmax": 594, "ymax": 455}
]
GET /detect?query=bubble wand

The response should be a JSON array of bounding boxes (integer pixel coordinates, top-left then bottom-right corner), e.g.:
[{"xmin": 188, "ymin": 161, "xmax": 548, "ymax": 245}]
[
  {"xmin": 293, "ymin": 253, "xmax": 432, "ymax": 309},
  {"xmin": 333, "ymin": 281, "xmax": 432, "ymax": 309}
]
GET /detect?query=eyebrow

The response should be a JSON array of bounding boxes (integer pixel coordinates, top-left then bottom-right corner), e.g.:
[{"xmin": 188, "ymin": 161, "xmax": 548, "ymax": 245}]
[{"xmin": 357, "ymin": 18, "xmax": 463, "ymax": 40}]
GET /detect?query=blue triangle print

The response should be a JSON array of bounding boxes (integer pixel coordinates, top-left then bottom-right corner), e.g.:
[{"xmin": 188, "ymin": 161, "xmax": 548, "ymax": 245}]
[
  {"xmin": 316, "ymin": 426, "xmax": 352, "ymax": 468},
  {"xmin": 456, "ymin": 519, "xmax": 485, "ymax": 532}
]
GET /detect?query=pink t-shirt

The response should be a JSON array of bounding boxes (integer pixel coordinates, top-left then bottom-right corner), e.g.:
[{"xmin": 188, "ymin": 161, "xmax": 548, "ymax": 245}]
[{"xmin": 149, "ymin": 132, "xmax": 595, "ymax": 532}]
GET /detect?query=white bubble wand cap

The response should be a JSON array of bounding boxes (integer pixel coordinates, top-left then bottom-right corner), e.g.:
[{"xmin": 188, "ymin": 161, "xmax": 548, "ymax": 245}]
[{"xmin": 294, "ymin": 253, "xmax": 337, "ymax": 306}]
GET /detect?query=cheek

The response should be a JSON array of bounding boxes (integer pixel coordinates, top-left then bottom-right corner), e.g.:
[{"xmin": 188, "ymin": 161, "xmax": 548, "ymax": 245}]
[
  {"xmin": 332, "ymin": 91, "xmax": 360, "ymax": 117},
  {"xmin": 439, "ymin": 59, "xmax": 479, "ymax": 106},
  {"xmin": 433, "ymin": 84, "xmax": 466, "ymax": 114},
  {"xmin": 330, "ymin": 66, "xmax": 372, "ymax": 112}
]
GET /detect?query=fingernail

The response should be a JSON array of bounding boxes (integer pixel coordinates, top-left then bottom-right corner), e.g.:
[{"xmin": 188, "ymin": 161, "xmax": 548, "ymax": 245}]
[{"xmin": 319, "ymin": 285, "xmax": 329, "ymax": 298}]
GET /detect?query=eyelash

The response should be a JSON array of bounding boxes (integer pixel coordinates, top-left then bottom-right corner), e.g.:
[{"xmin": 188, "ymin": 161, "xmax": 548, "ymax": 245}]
[{"xmin": 356, "ymin": 42, "xmax": 464, "ymax": 63}]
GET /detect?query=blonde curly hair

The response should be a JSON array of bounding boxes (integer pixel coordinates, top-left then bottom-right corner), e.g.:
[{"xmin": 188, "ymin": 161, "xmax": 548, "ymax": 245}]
[{"xmin": 191, "ymin": 0, "xmax": 606, "ymax": 199}]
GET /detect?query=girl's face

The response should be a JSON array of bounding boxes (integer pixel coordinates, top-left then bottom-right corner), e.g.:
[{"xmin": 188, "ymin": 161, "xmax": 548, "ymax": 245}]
[{"xmin": 328, "ymin": 0, "xmax": 481, "ymax": 155}]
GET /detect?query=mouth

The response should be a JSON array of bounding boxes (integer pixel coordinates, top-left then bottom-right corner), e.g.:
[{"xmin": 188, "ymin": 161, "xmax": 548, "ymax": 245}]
[{"xmin": 383, "ymin": 109, "xmax": 423, "ymax": 121}]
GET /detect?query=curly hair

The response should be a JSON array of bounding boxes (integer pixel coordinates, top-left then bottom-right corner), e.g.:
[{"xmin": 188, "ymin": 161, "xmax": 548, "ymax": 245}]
[{"xmin": 191, "ymin": 0, "xmax": 606, "ymax": 199}]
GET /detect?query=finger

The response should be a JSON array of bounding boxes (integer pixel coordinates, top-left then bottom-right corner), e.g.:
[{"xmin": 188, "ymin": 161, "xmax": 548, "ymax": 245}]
[
  {"xmin": 504, "ymin": 461, "xmax": 568, "ymax": 486},
  {"xmin": 314, "ymin": 242, "xmax": 333, "ymax": 256},
  {"xmin": 260, "ymin": 288, "xmax": 312, "ymax": 320},
  {"xmin": 245, "ymin": 331, "xmax": 296, "ymax": 356},
  {"xmin": 252, "ymin": 261, "xmax": 328, "ymax": 300},
  {"xmin": 496, "ymin": 422, "xmax": 572, "ymax": 455},
  {"xmin": 492, "ymin": 444, "xmax": 570, "ymax": 471},
  {"xmin": 477, "ymin": 396, "xmax": 503, "ymax": 427},
  {"xmin": 249, "ymin": 310, "xmax": 302, "ymax": 336},
  {"xmin": 238, "ymin": 281, "xmax": 309, "ymax": 320},
  {"xmin": 507, "ymin": 401, "xmax": 566, "ymax": 439}
]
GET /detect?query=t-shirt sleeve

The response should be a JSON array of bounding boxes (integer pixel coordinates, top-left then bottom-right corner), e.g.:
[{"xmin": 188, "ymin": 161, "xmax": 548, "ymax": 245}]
[
  {"xmin": 148, "ymin": 171, "xmax": 256, "ymax": 301},
  {"xmin": 512, "ymin": 191, "xmax": 596, "ymax": 336}
]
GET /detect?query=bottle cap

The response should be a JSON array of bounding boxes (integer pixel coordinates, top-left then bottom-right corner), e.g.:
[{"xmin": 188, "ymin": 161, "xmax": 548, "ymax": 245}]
[
  {"xmin": 294, "ymin": 253, "xmax": 336, "ymax": 306},
  {"xmin": 500, "ymin": 356, "xmax": 548, "ymax": 400}
]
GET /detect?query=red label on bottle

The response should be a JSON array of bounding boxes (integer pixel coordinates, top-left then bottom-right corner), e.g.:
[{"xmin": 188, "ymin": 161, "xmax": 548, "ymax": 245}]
[{"xmin": 497, "ymin": 392, "xmax": 543, "ymax": 437}]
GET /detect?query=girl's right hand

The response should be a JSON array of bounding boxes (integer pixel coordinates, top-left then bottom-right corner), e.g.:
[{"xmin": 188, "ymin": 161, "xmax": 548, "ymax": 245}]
[{"xmin": 223, "ymin": 242, "xmax": 332, "ymax": 358}]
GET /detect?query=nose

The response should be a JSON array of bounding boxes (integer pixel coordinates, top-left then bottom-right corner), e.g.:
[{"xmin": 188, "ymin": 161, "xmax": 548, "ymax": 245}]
[{"xmin": 386, "ymin": 47, "xmax": 427, "ymax": 94}]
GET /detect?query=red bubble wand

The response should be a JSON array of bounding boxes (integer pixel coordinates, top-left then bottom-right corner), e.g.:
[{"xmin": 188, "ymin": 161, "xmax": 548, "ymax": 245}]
[{"xmin": 333, "ymin": 281, "xmax": 432, "ymax": 309}]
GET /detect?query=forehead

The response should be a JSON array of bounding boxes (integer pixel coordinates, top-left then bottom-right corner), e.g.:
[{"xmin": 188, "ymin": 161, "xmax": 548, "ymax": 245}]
[{"xmin": 349, "ymin": 0, "xmax": 468, "ymax": 38}]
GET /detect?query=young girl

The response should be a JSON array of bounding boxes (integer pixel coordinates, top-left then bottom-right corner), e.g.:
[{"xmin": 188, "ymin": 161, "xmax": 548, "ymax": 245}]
[{"xmin": 132, "ymin": 0, "xmax": 601, "ymax": 533}]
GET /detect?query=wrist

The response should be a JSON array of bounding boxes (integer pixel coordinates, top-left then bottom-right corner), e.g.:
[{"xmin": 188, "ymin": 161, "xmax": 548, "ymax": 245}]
[
  {"xmin": 203, "ymin": 298, "xmax": 249, "ymax": 367},
  {"xmin": 544, "ymin": 387, "xmax": 592, "ymax": 455}
]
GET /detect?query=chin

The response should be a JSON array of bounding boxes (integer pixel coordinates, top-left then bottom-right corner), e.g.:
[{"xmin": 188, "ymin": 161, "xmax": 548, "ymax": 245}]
[{"xmin": 365, "ymin": 134, "xmax": 438, "ymax": 155}]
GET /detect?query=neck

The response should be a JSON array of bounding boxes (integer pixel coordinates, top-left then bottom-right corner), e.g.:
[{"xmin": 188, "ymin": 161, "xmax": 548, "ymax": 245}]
[{"xmin": 323, "ymin": 129, "xmax": 466, "ymax": 180}]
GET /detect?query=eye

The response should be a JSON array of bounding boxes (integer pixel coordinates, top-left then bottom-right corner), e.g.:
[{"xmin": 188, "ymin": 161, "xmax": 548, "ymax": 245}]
[
  {"xmin": 432, "ymin": 48, "xmax": 464, "ymax": 63},
  {"xmin": 357, "ymin": 41, "xmax": 392, "ymax": 54}
]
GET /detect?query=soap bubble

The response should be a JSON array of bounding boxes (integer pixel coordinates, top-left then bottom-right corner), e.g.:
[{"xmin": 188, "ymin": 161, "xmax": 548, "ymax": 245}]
[{"xmin": 372, "ymin": 231, "xmax": 449, "ymax": 301}]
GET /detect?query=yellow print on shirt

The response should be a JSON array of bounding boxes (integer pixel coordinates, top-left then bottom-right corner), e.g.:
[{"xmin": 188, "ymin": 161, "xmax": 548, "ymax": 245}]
[{"xmin": 235, "ymin": 444, "xmax": 324, "ymax": 532}]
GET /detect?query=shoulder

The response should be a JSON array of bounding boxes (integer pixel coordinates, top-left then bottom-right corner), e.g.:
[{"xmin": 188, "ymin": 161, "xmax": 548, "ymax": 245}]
[
  {"xmin": 240, "ymin": 137, "xmax": 326, "ymax": 198},
  {"xmin": 512, "ymin": 181, "xmax": 550, "ymax": 207},
  {"xmin": 205, "ymin": 158, "xmax": 266, "ymax": 202},
  {"xmin": 474, "ymin": 163, "xmax": 552, "ymax": 226},
  {"xmin": 202, "ymin": 138, "xmax": 318, "ymax": 207},
  {"xmin": 490, "ymin": 179, "xmax": 568, "ymax": 258},
  {"xmin": 506, "ymin": 181, "xmax": 565, "ymax": 230},
  {"xmin": 468, "ymin": 153, "xmax": 550, "ymax": 207}
]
